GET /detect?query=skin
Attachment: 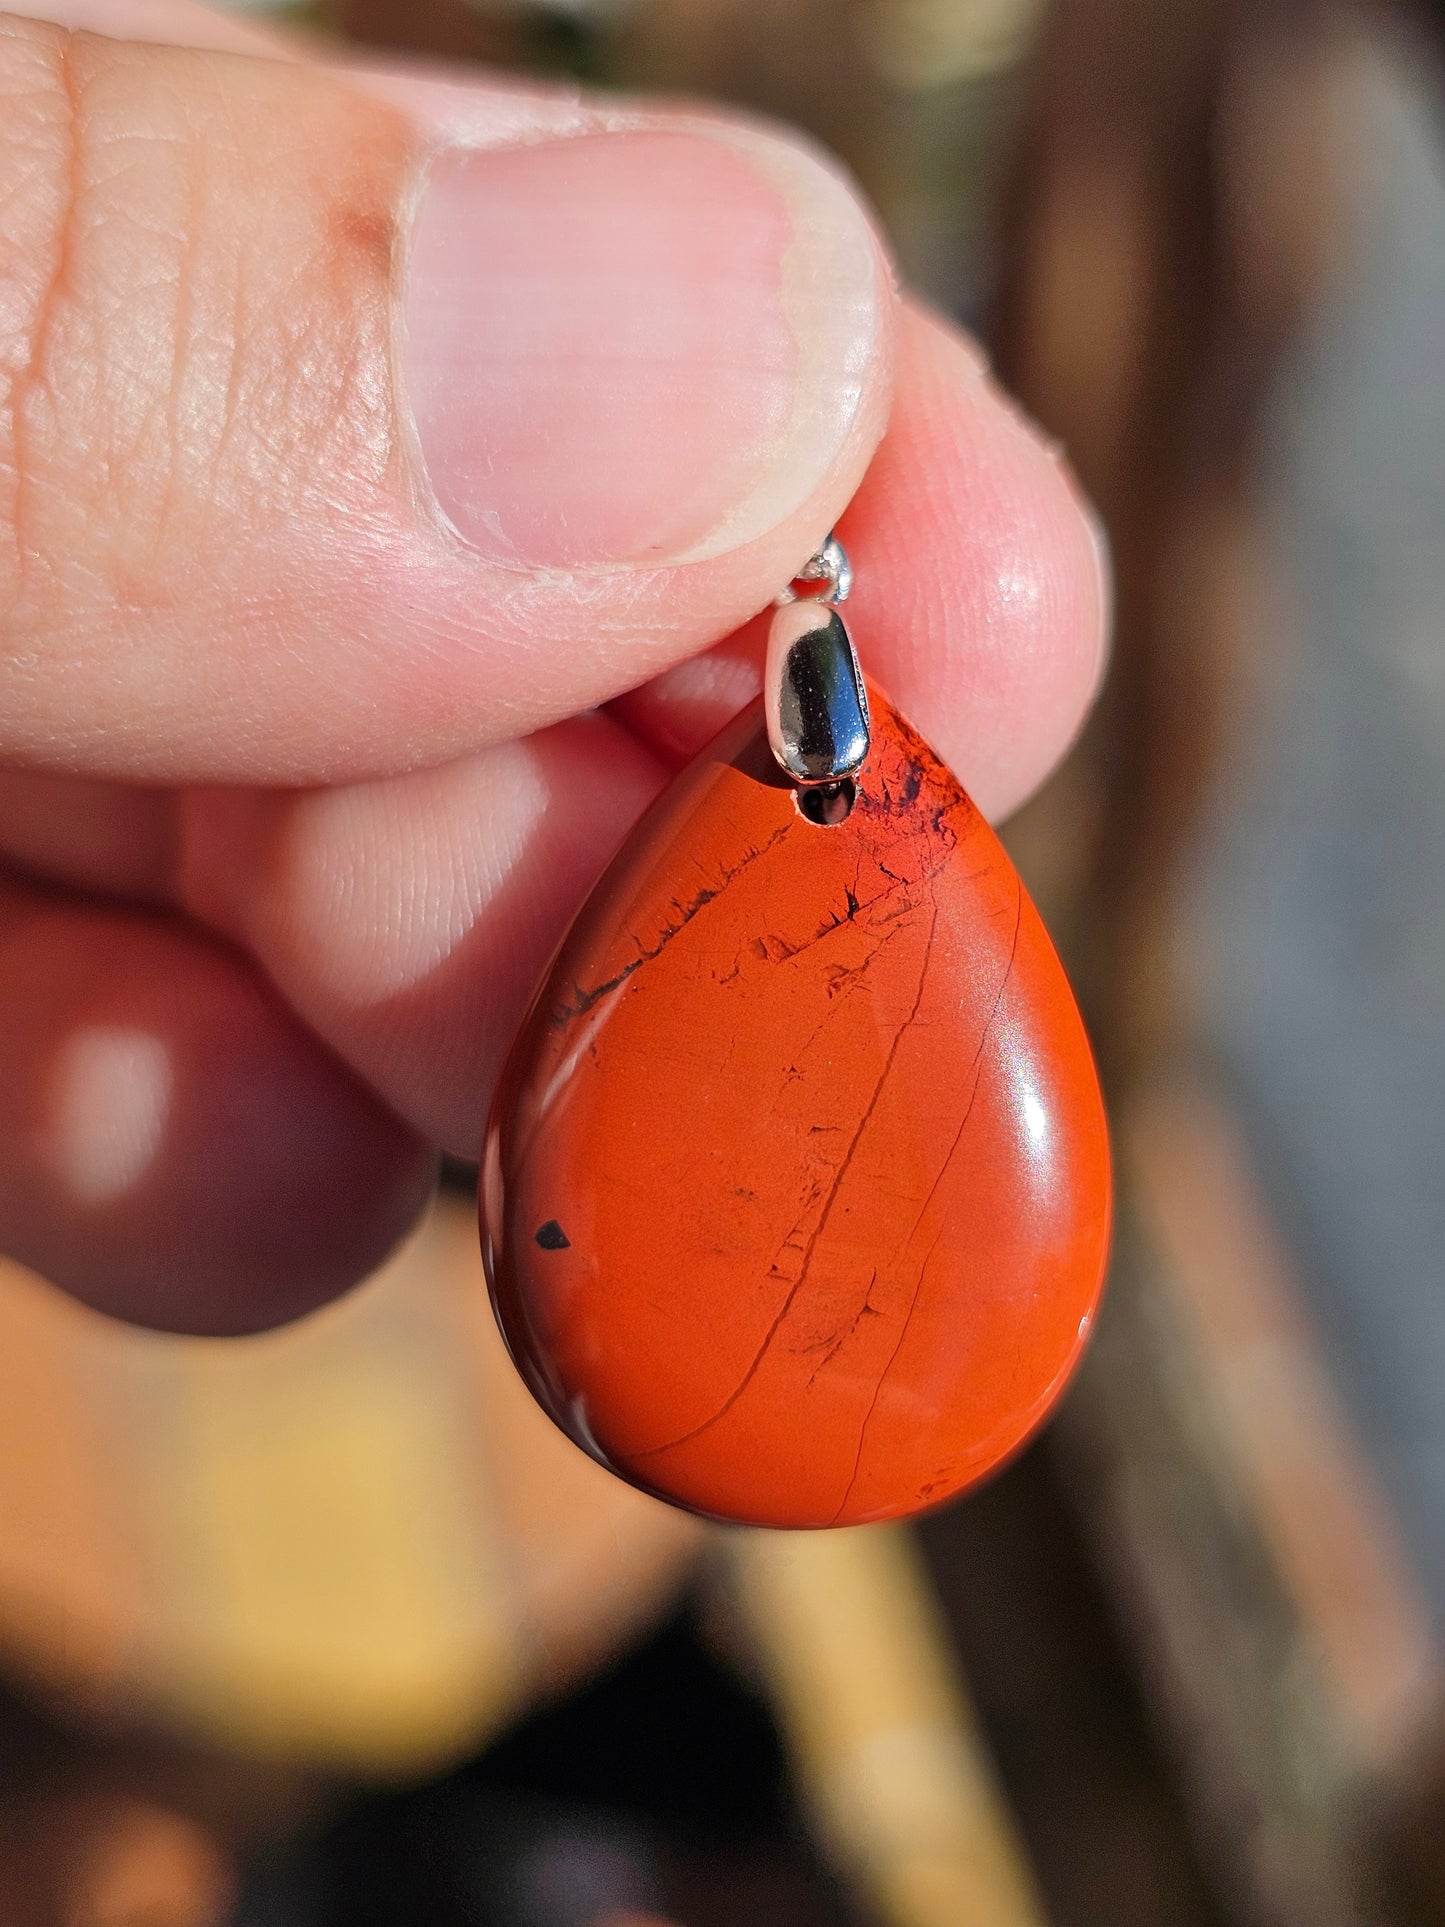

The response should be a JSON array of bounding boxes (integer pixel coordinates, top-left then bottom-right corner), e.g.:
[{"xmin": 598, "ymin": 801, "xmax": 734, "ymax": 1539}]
[{"xmin": 0, "ymin": 0, "xmax": 1108, "ymax": 1334}]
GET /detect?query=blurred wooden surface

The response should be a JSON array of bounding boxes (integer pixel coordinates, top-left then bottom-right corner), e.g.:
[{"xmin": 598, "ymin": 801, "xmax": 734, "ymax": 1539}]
[
  {"xmin": 730, "ymin": 1525, "xmax": 1045, "ymax": 1927},
  {"xmin": 0, "ymin": 1193, "xmax": 1044, "ymax": 1927},
  {"xmin": 990, "ymin": 4, "xmax": 1445, "ymax": 1922},
  {"xmin": 0, "ymin": 1194, "xmax": 703, "ymax": 1770},
  {"xmin": 1057, "ymin": 1068, "xmax": 1437, "ymax": 1926}
]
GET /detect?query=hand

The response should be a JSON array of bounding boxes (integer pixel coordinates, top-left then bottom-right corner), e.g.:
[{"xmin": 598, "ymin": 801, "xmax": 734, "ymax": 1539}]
[{"xmin": 0, "ymin": 0, "xmax": 1107, "ymax": 1333}]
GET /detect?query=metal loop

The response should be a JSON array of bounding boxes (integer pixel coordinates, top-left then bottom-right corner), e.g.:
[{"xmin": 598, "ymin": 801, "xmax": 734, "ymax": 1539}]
[
  {"xmin": 765, "ymin": 531, "xmax": 868, "ymax": 792},
  {"xmin": 776, "ymin": 532, "xmax": 852, "ymax": 606}
]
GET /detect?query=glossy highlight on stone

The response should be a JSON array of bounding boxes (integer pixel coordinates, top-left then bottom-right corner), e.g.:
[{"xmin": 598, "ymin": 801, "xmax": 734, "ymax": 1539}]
[{"xmin": 482, "ymin": 686, "xmax": 1111, "ymax": 1528}]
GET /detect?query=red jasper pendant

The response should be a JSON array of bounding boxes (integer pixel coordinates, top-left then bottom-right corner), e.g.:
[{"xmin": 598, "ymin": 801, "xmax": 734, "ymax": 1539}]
[{"xmin": 482, "ymin": 549, "xmax": 1110, "ymax": 1529}]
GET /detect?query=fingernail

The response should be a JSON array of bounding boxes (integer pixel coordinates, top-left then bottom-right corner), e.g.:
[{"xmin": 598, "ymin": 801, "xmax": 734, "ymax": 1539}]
[{"xmin": 401, "ymin": 127, "xmax": 884, "ymax": 569}]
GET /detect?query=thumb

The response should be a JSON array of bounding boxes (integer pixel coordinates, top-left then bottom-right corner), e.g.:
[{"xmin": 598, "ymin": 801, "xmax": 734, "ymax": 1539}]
[{"xmin": 0, "ymin": 11, "xmax": 892, "ymax": 783}]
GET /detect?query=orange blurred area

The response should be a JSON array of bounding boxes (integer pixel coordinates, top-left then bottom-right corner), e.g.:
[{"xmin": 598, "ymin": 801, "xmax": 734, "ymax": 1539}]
[{"xmin": 0, "ymin": 1194, "xmax": 703, "ymax": 1770}]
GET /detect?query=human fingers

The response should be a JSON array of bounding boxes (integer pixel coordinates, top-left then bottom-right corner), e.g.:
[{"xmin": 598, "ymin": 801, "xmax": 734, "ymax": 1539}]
[
  {"xmin": 0, "ymin": 0, "xmax": 279, "ymax": 52},
  {"xmin": 0, "ymin": 293, "xmax": 1107, "ymax": 907},
  {"xmin": 178, "ymin": 307, "xmax": 1107, "ymax": 1157},
  {"xmin": 0, "ymin": 288, "xmax": 1108, "ymax": 1177},
  {"xmin": 0, "ymin": 9, "xmax": 892, "ymax": 783},
  {"xmin": 0, "ymin": 873, "xmax": 434, "ymax": 1331},
  {"xmin": 612, "ymin": 299, "xmax": 1108, "ymax": 822},
  {"xmin": 177, "ymin": 712, "xmax": 668, "ymax": 1157}
]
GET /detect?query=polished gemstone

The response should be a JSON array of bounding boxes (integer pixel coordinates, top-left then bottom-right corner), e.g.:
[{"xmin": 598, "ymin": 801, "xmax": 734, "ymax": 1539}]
[{"xmin": 482, "ymin": 686, "xmax": 1111, "ymax": 1528}]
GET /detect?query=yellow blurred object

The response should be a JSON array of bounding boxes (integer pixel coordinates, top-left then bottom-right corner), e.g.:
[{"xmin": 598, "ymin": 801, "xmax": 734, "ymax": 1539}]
[
  {"xmin": 0, "ymin": 1194, "xmax": 701, "ymax": 1773},
  {"xmin": 732, "ymin": 1524, "xmax": 1046, "ymax": 1927},
  {"xmin": 856, "ymin": 0, "xmax": 1043, "ymax": 91}
]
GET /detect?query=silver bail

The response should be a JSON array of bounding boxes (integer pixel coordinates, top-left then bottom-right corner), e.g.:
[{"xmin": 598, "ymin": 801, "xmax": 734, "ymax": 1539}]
[{"xmin": 765, "ymin": 534, "xmax": 869, "ymax": 788}]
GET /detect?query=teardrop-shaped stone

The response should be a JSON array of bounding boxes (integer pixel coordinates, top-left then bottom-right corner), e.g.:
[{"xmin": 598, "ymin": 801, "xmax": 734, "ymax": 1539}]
[{"xmin": 482, "ymin": 686, "xmax": 1111, "ymax": 1528}]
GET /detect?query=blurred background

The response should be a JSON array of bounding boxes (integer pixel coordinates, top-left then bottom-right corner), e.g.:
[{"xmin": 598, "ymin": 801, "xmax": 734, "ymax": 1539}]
[{"xmin": 0, "ymin": 0, "xmax": 1442, "ymax": 1921}]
